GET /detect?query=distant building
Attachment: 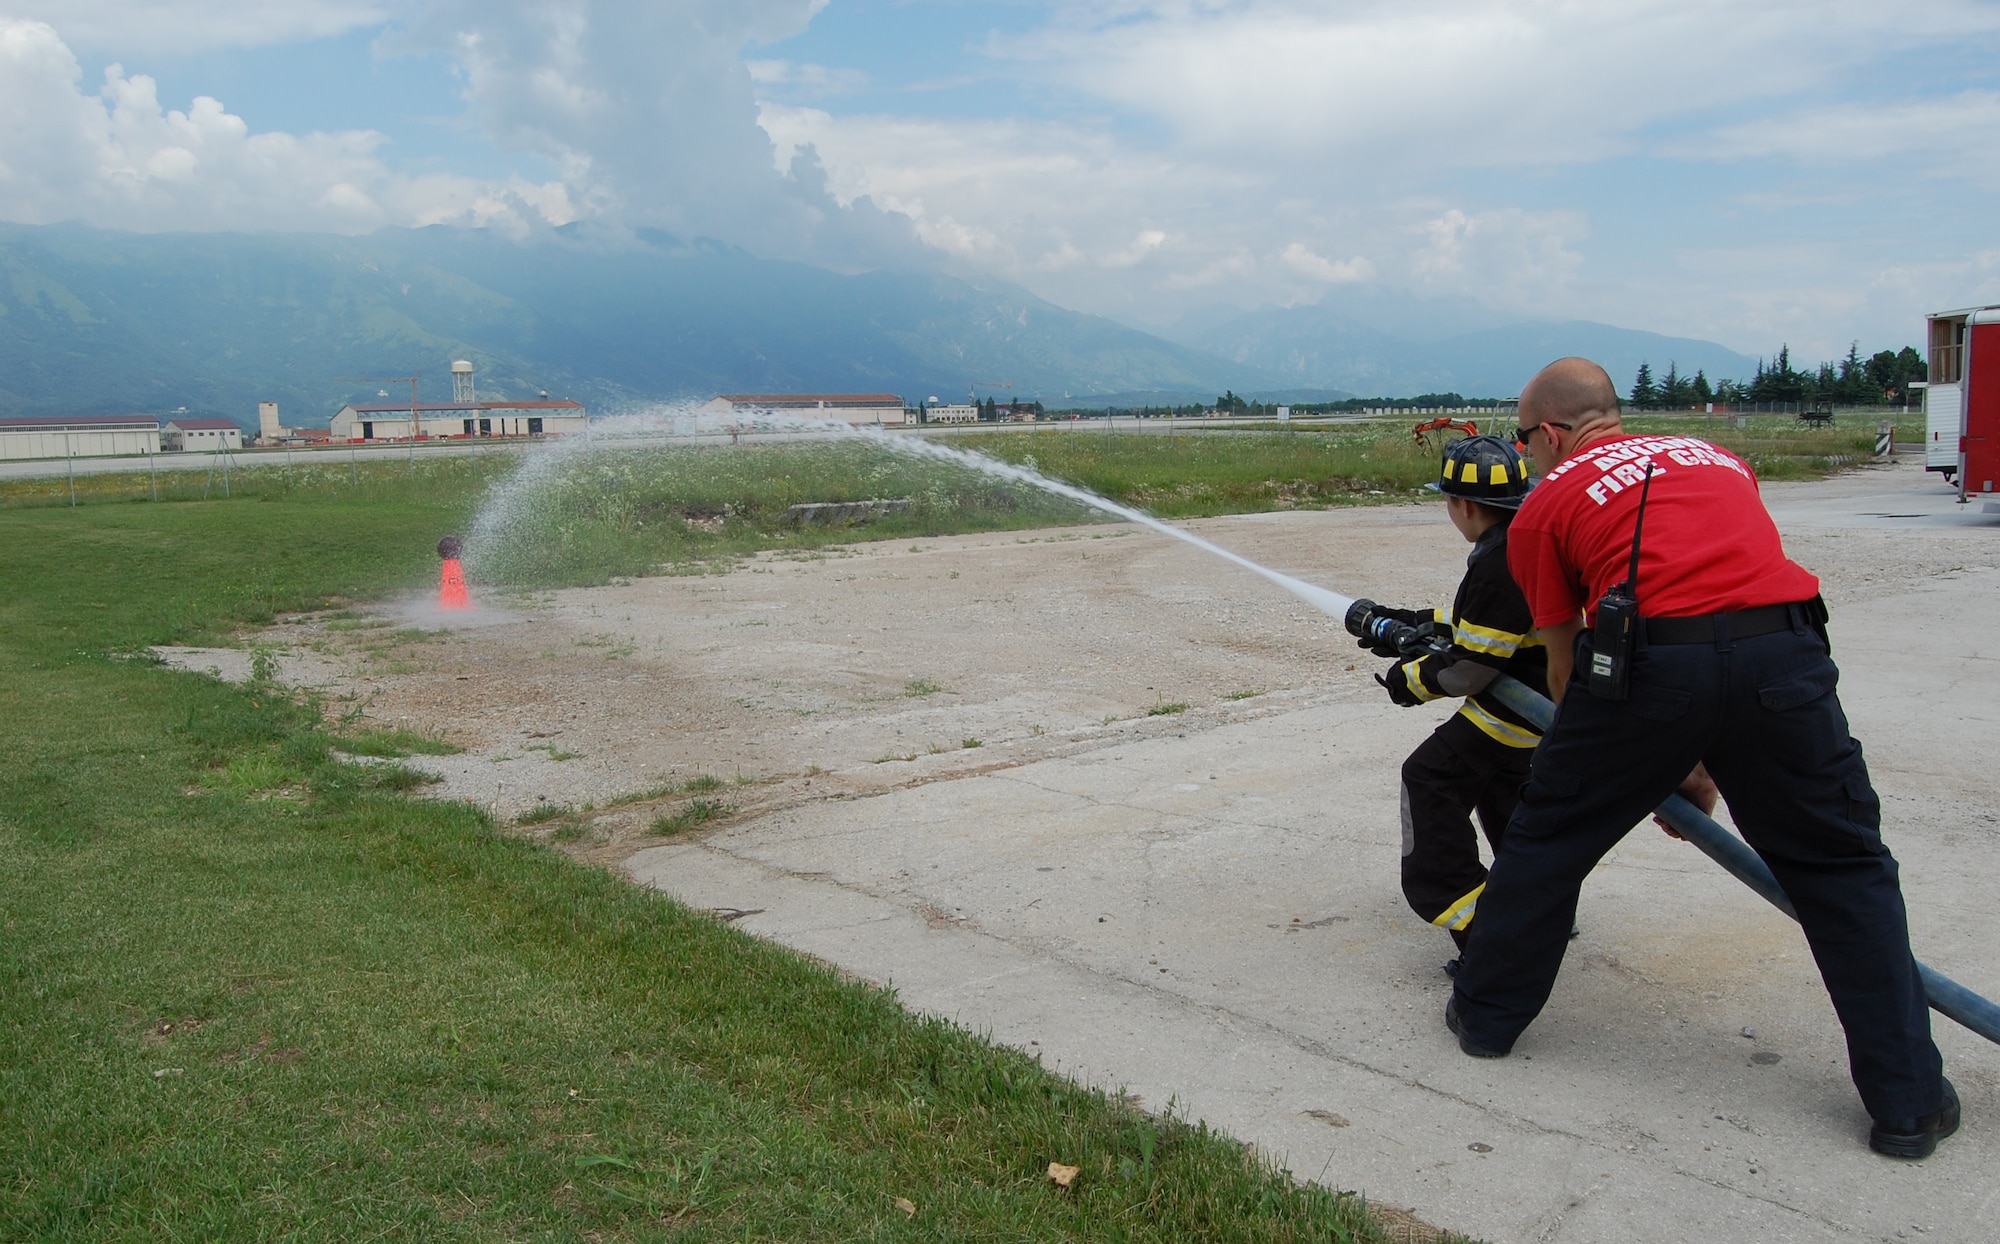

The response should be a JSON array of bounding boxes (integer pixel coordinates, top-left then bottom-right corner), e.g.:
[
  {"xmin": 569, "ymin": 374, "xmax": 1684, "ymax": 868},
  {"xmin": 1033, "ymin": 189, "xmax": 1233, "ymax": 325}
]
[
  {"xmin": 924, "ymin": 403, "xmax": 979, "ymax": 425},
  {"xmin": 162, "ymin": 417, "xmax": 243, "ymax": 452},
  {"xmin": 0, "ymin": 415, "xmax": 160, "ymax": 460},
  {"xmin": 701, "ymin": 394, "xmax": 908, "ymax": 426},
  {"xmin": 327, "ymin": 399, "xmax": 588, "ymax": 442},
  {"xmin": 254, "ymin": 400, "xmax": 309, "ymax": 446}
]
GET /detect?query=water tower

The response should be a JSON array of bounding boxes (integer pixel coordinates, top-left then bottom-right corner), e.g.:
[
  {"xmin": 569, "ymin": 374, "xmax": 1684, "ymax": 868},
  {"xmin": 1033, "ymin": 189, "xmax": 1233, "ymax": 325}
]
[{"xmin": 451, "ymin": 359, "xmax": 475, "ymax": 405}]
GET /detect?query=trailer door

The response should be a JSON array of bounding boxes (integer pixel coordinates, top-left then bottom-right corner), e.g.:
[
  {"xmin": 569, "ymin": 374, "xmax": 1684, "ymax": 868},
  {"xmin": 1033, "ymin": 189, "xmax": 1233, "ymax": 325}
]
[{"xmin": 1965, "ymin": 311, "xmax": 2000, "ymax": 498}]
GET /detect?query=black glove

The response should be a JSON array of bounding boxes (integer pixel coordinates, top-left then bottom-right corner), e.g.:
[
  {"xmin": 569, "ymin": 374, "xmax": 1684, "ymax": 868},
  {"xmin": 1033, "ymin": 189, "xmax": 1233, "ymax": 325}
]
[
  {"xmin": 1375, "ymin": 662, "xmax": 1424, "ymax": 707},
  {"xmin": 1356, "ymin": 605, "xmax": 1422, "ymax": 658},
  {"xmin": 1407, "ymin": 618, "xmax": 1452, "ymax": 655}
]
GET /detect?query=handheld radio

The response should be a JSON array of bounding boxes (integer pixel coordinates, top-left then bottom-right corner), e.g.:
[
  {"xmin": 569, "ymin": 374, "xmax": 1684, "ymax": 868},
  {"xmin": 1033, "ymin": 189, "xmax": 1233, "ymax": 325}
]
[{"xmin": 1585, "ymin": 459, "xmax": 1655, "ymax": 701}]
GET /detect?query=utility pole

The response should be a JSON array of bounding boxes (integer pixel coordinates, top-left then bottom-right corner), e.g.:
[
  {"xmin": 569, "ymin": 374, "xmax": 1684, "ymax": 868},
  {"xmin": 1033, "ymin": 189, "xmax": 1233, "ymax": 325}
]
[
  {"xmin": 332, "ymin": 372, "xmax": 423, "ymax": 462},
  {"xmin": 970, "ymin": 380, "xmax": 1013, "ymax": 424}
]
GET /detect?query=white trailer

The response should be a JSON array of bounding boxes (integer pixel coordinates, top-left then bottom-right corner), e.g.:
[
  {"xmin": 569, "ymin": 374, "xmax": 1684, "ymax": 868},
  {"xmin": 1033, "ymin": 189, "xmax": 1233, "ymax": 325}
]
[{"xmin": 1926, "ymin": 304, "xmax": 2000, "ymax": 497}]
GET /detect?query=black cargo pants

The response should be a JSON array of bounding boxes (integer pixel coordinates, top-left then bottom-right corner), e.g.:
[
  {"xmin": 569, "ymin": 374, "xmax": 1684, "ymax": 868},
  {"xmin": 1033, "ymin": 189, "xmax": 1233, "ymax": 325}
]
[
  {"xmin": 1451, "ymin": 607, "xmax": 1945, "ymax": 1121},
  {"xmin": 1400, "ymin": 713, "xmax": 1533, "ymax": 946}
]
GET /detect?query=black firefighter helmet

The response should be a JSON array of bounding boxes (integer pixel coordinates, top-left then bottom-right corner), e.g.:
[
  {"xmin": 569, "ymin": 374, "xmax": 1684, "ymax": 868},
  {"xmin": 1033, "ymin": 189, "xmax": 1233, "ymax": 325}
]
[{"xmin": 1426, "ymin": 434, "xmax": 1533, "ymax": 510}]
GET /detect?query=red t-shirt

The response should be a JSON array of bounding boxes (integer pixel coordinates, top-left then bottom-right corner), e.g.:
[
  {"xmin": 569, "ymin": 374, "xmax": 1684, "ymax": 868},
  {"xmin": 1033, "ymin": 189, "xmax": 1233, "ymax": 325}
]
[{"xmin": 1508, "ymin": 433, "xmax": 1820, "ymax": 627}]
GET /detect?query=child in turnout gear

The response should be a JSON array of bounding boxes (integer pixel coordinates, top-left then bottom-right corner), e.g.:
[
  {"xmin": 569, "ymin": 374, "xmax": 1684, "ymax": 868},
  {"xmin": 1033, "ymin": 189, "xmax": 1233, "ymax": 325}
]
[{"xmin": 1362, "ymin": 435, "xmax": 1549, "ymax": 973}]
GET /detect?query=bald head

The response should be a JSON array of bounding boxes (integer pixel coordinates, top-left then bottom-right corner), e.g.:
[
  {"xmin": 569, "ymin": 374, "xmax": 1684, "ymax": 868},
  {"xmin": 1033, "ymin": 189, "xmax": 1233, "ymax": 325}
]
[{"xmin": 1520, "ymin": 357, "xmax": 1621, "ymax": 431}]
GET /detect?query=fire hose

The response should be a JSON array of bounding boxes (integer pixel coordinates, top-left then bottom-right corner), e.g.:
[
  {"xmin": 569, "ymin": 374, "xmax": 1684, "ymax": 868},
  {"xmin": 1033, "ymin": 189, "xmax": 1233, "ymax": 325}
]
[{"xmin": 1347, "ymin": 599, "xmax": 2000, "ymax": 1046}]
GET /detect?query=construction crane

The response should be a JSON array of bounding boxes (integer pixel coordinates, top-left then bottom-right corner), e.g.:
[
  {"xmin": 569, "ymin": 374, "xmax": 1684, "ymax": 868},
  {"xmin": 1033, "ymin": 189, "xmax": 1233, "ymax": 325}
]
[
  {"xmin": 332, "ymin": 372, "xmax": 422, "ymax": 455},
  {"xmin": 970, "ymin": 380, "xmax": 1014, "ymax": 421}
]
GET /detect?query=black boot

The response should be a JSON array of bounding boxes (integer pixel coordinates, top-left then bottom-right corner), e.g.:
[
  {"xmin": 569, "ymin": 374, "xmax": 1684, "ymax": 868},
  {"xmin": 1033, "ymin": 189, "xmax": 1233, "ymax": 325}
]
[{"xmin": 1870, "ymin": 1079, "xmax": 1960, "ymax": 1159}]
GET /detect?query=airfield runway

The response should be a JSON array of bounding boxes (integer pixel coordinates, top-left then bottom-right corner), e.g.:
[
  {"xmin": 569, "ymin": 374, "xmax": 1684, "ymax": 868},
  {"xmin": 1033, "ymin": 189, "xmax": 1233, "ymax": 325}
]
[{"xmin": 176, "ymin": 456, "xmax": 1998, "ymax": 1242}]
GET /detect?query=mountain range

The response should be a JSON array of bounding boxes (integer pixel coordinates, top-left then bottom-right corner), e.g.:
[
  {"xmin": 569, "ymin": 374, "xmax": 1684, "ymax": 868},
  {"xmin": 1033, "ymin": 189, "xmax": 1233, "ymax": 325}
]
[
  {"xmin": 1177, "ymin": 291, "xmax": 1760, "ymax": 400},
  {"xmin": 0, "ymin": 221, "xmax": 1761, "ymax": 423}
]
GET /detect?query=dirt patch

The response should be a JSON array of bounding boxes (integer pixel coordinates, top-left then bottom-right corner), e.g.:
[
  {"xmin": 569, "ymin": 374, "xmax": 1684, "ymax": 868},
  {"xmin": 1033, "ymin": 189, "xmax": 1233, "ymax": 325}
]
[
  {"xmin": 220, "ymin": 460, "xmax": 1989, "ymax": 852},
  {"xmin": 237, "ymin": 507, "xmax": 1463, "ymax": 834}
]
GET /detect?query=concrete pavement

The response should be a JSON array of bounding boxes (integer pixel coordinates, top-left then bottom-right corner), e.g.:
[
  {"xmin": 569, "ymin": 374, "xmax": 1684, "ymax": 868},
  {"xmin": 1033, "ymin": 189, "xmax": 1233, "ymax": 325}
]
[{"xmin": 626, "ymin": 460, "xmax": 1998, "ymax": 1243}]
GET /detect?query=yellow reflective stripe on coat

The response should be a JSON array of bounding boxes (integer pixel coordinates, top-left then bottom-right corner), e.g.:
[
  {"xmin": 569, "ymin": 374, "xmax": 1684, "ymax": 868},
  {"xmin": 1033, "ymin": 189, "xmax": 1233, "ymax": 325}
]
[
  {"xmin": 1401, "ymin": 657, "xmax": 1446, "ymax": 702},
  {"xmin": 1457, "ymin": 700, "xmax": 1540, "ymax": 748},
  {"xmin": 1452, "ymin": 617, "xmax": 1532, "ymax": 657},
  {"xmin": 1433, "ymin": 883, "xmax": 1484, "ymax": 931}
]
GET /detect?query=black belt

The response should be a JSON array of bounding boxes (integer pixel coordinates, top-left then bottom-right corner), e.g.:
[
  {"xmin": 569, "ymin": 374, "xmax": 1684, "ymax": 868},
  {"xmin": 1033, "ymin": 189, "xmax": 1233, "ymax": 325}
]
[{"xmin": 1642, "ymin": 602, "xmax": 1799, "ymax": 645}]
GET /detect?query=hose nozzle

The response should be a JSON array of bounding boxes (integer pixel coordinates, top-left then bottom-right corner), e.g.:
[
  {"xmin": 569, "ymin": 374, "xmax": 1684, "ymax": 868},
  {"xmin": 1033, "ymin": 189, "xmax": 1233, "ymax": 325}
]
[{"xmin": 1346, "ymin": 598, "xmax": 1442, "ymax": 659}]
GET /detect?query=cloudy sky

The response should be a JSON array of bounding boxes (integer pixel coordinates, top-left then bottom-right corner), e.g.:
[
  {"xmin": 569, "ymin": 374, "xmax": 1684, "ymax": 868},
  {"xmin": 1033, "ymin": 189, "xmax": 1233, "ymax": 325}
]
[{"xmin": 3, "ymin": 1, "xmax": 1997, "ymax": 358}]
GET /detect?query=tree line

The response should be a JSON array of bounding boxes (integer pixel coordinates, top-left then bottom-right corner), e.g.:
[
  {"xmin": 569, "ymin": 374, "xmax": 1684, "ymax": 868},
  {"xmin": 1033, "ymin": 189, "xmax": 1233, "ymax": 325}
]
[
  {"xmin": 1629, "ymin": 343, "xmax": 1927, "ymax": 410},
  {"xmin": 968, "ymin": 397, "xmax": 1046, "ymax": 419},
  {"xmin": 1047, "ymin": 392, "xmax": 1509, "ymax": 419}
]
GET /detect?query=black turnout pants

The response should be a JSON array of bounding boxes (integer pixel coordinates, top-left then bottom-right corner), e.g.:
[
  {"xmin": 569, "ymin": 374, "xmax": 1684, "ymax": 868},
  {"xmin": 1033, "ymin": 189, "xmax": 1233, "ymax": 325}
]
[
  {"xmin": 1452, "ymin": 615, "xmax": 1944, "ymax": 1121},
  {"xmin": 1401, "ymin": 713, "xmax": 1532, "ymax": 946}
]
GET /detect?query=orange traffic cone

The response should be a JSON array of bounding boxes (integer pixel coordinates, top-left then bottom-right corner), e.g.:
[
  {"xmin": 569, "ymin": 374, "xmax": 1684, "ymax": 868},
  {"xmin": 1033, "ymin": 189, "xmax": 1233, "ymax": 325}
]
[{"xmin": 437, "ymin": 536, "xmax": 470, "ymax": 609}]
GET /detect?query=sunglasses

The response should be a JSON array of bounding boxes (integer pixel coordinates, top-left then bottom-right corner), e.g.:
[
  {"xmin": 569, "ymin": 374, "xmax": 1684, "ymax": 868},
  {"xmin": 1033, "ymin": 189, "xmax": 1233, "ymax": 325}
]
[{"xmin": 1510, "ymin": 420, "xmax": 1572, "ymax": 444}]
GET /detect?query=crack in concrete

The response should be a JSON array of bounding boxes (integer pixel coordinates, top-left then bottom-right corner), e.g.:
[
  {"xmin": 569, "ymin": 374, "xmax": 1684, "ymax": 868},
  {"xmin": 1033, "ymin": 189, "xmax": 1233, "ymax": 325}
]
[{"xmin": 1651, "ymin": 1162, "xmax": 1856, "ymax": 1237}]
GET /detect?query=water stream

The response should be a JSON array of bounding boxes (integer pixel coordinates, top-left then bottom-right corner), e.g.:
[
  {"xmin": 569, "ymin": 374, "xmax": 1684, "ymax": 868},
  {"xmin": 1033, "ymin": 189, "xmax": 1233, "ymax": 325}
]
[{"xmin": 467, "ymin": 408, "xmax": 1358, "ymax": 619}]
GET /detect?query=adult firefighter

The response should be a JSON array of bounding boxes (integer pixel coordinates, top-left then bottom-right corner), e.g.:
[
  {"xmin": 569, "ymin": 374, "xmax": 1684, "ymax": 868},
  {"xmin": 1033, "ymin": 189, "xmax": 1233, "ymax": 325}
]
[
  {"xmin": 1362, "ymin": 435, "xmax": 1547, "ymax": 972},
  {"xmin": 1445, "ymin": 356, "xmax": 1957, "ymax": 1160}
]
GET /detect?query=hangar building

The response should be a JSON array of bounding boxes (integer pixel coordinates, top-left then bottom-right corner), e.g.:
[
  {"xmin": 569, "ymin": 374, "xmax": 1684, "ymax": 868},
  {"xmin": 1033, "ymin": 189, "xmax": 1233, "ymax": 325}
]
[
  {"xmin": 700, "ymin": 394, "xmax": 909, "ymax": 426},
  {"xmin": 162, "ymin": 417, "xmax": 244, "ymax": 452},
  {"xmin": 328, "ymin": 398, "xmax": 588, "ymax": 442},
  {"xmin": 0, "ymin": 415, "xmax": 161, "ymax": 460}
]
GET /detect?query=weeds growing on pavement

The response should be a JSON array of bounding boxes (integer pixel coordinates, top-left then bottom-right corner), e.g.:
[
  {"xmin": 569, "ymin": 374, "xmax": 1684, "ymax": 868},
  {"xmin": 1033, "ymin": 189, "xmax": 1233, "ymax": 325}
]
[
  {"xmin": 648, "ymin": 797, "xmax": 733, "ymax": 836},
  {"xmin": 331, "ymin": 725, "xmax": 463, "ymax": 757}
]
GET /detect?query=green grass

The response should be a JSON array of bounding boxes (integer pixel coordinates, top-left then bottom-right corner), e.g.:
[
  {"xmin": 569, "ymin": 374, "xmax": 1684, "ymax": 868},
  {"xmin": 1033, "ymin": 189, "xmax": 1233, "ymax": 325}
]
[
  {"xmin": 468, "ymin": 440, "xmax": 1099, "ymax": 587},
  {"xmin": 648, "ymin": 797, "xmax": 735, "ymax": 836},
  {"xmin": 956, "ymin": 415, "xmax": 1894, "ymax": 513},
  {"xmin": 5, "ymin": 421, "xmax": 1882, "ymax": 597},
  {"xmin": 332, "ymin": 725, "xmax": 464, "ymax": 758},
  {"xmin": 0, "ymin": 480, "xmax": 1406, "ymax": 1241},
  {"xmin": 1617, "ymin": 412, "xmax": 1896, "ymax": 481},
  {"xmin": 957, "ymin": 427, "xmax": 1439, "ymax": 517},
  {"xmin": 1147, "ymin": 702, "xmax": 1191, "ymax": 717}
]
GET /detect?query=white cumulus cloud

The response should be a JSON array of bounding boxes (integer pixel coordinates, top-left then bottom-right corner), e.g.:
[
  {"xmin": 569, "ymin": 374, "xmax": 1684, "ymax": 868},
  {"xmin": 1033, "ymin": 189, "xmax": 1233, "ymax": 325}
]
[
  {"xmin": 1692, "ymin": 89, "xmax": 2000, "ymax": 174},
  {"xmin": 0, "ymin": 17, "xmax": 569, "ymax": 234},
  {"xmin": 3, "ymin": 0, "xmax": 394, "ymax": 53},
  {"xmin": 398, "ymin": 0, "xmax": 918, "ymax": 270},
  {"xmin": 746, "ymin": 58, "xmax": 871, "ymax": 98},
  {"xmin": 1018, "ymin": 0, "xmax": 2000, "ymax": 170},
  {"xmin": 1281, "ymin": 243, "xmax": 1372, "ymax": 284}
]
